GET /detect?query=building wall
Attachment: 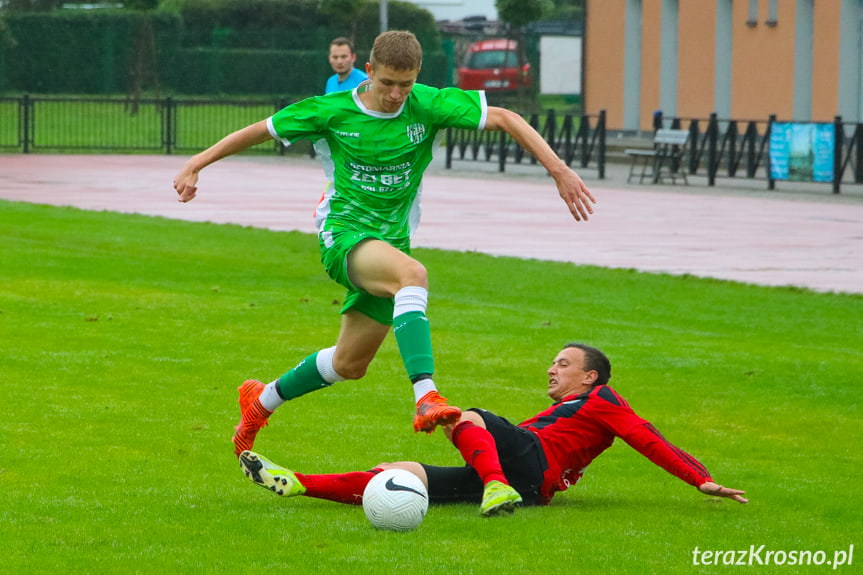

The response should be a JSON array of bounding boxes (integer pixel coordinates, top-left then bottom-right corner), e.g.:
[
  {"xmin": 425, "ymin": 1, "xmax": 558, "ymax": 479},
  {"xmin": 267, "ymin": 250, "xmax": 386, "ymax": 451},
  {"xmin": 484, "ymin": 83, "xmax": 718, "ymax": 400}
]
[
  {"xmin": 584, "ymin": 0, "xmax": 854, "ymax": 131},
  {"xmin": 678, "ymin": 2, "xmax": 716, "ymax": 119},
  {"xmin": 584, "ymin": 1, "xmax": 626, "ymax": 129},
  {"xmin": 640, "ymin": 1, "xmax": 663, "ymax": 128},
  {"xmin": 731, "ymin": 0, "xmax": 795, "ymax": 120},
  {"xmin": 812, "ymin": 1, "xmax": 841, "ymax": 121}
]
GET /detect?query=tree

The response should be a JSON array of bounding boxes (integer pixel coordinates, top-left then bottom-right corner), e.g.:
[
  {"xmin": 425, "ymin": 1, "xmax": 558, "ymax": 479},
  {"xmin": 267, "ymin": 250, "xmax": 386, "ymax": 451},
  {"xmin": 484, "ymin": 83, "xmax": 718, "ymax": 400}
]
[
  {"xmin": 495, "ymin": 0, "xmax": 552, "ymax": 107},
  {"xmin": 545, "ymin": 0, "xmax": 583, "ymax": 21},
  {"xmin": 124, "ymin": 0, "xmax": 161, "ymax": 115},
  {"xmin": 318, "ymin": 0, "xmax": 366, "ymax": 41},
  {"xmin": 496, "ymin": 0, "xmax": 552, "ymax": 29}
]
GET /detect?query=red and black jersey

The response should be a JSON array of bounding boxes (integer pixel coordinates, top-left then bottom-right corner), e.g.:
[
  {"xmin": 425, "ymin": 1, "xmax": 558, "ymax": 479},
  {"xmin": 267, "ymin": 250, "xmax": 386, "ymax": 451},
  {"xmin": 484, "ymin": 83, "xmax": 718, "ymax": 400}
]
[{"xmin": 518, "ymin": 385, "xmax": 713, "ymax": 503}]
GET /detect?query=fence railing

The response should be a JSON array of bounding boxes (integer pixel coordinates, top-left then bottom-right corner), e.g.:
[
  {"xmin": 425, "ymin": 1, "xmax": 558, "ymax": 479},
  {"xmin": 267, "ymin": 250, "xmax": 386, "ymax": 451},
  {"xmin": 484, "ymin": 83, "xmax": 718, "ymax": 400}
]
[
  {"xmin": 0, "ymin": 94, "xmax": 292, "ymax": 155},
  {"xmin": 0, "ymin": 95, "xmax": 606, "ymax": 177},
  {"xmin": 445, "ymin": 109, "xmax": 607, "ymax": 178},
  {"xmin": 3, "ymin": 95, "xmax": 859, "ymax": 193},
  {"xmin": 655, "ymin": 111, "xmax": 863, "ymax": 193}
]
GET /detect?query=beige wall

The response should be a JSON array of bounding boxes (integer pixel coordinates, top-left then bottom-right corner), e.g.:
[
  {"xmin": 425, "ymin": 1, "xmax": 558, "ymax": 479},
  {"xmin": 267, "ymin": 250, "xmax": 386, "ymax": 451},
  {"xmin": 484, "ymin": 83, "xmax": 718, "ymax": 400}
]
[
  {"xmin": 640, "ymin": 1, "xmax": 663, "ymax": 129},
  {"xmin": 678, "ymin": 2, "xmax": 716, "ymax": 120},
  {"xmin": 813, "ymin": 1, "xmax": 841, "ymax": 121},
  {"xmin": 584, "ymin": 0, "xmax": 846, "ymax": 130},
  {"xmin": 732, "ymin": 0, "xmax": 794, "ymax": 120},
  {"xmin": 584, "ymin": 0, "xmax": 626, "ymax": 129}
]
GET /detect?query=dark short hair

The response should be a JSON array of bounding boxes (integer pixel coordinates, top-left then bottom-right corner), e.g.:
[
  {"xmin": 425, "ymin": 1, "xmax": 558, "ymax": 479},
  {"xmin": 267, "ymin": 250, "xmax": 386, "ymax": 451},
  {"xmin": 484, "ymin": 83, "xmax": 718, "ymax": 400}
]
[
  {"xmin": 564, "ymin": 343, "xmax": 611, "ymax": 386},
  {"xmin": 330, "ymin": 37, "xmax": 356, "ymax": 54}
]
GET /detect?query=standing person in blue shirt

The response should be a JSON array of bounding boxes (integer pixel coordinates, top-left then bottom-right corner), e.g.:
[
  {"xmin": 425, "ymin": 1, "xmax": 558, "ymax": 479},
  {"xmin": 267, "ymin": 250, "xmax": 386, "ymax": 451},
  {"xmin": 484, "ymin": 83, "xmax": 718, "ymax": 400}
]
[{"xmin": 325, "ymin": 37, "xmax": 368, "ymax": 94}]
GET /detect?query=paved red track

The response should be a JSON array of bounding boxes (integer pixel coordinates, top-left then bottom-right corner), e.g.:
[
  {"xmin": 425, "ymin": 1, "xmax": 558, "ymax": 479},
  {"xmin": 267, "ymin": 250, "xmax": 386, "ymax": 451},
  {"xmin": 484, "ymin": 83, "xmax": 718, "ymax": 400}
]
[{"xmin": 2, "ymin": 153, "xmax": 862, "ymax": 295}]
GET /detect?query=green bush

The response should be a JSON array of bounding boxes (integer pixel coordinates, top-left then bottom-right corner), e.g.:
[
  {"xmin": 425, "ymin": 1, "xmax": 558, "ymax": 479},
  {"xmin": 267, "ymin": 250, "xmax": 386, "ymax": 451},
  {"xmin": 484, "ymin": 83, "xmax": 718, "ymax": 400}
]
[
  {"xmin": 0, "ymin": 1, "xmax": 446, "ymax": 95},
  {"xmin": 2, "ymin": 10, "xmax": 181, "ymax": 94}
]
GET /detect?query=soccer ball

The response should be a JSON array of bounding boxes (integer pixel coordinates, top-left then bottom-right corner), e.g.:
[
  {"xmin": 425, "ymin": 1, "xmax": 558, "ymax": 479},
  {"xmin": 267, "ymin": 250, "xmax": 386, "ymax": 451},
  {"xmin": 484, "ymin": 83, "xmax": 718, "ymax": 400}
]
[{"xmin": 362, "ymin": 468, "xmax": 428, "ymax": 531}]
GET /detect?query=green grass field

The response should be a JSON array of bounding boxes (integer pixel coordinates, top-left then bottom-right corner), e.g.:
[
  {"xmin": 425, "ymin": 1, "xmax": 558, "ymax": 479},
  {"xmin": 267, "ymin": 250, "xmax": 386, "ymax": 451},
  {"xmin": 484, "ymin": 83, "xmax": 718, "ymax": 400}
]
[{"xmin": 1, "ymin": 200, "xmax": 860, "ymax": 574}]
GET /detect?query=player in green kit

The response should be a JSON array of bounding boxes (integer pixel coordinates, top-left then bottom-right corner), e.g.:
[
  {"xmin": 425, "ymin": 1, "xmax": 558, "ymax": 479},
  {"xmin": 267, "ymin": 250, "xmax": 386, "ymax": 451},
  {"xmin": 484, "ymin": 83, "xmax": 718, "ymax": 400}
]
[{"xmin": 173, "ymin": 31, "xmax": 596, "ymax": 458}]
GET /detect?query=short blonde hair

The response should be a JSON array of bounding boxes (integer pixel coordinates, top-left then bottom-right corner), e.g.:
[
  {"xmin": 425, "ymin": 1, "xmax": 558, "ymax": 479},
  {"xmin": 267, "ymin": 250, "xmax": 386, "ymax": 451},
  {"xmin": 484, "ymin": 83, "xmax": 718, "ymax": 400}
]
[{"xmin": 369, "ymin": 30, "xmax": 422, "ymax": 71}]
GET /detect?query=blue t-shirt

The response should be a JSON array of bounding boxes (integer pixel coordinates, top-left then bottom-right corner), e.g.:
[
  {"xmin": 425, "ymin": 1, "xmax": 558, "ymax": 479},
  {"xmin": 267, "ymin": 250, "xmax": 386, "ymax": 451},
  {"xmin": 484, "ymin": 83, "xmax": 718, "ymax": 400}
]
[{"xmin": 325, "ymin": 68, "xmax": 369, "ymax": 94}]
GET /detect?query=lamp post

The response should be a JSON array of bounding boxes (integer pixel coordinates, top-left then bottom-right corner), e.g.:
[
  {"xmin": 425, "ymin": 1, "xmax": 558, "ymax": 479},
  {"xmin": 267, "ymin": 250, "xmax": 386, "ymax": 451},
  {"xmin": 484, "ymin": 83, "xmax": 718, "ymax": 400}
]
[{"xmin": 380, "ymin": 0, "xmax": 388, "ymax": 32}]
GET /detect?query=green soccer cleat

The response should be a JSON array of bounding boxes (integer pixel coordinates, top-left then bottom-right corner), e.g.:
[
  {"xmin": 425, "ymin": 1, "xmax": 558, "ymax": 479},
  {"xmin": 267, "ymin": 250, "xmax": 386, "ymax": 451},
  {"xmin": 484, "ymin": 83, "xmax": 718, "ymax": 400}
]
[
  {"xmin": 239, "ymin": 450, "xmax": 307, "ymax": 497},
  {"xmin": 480, "ymin": 480, "xmax": 522, "ymax": 517}
]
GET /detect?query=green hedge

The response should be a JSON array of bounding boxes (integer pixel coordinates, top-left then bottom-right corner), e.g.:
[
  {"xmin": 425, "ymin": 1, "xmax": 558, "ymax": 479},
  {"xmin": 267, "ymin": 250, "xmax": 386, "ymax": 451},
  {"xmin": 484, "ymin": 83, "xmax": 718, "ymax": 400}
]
[
  {"xmin": 168, "ymin": 47, "xmax": 447, "ymax": 96},
  {"xmin": 0, "ymin": 1, "xmax": 446, "ymax": 95},
  {"xmin": 1, "ymin": 11, "xmax": 181, "ymax": 93}
]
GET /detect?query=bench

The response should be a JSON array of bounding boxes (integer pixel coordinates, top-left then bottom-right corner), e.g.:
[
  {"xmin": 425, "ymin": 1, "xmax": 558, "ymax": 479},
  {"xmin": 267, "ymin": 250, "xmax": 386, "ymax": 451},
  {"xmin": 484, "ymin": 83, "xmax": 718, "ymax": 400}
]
[{"xmin": 625, "ymin": 129, "xmax": 690, "ymax": 184}]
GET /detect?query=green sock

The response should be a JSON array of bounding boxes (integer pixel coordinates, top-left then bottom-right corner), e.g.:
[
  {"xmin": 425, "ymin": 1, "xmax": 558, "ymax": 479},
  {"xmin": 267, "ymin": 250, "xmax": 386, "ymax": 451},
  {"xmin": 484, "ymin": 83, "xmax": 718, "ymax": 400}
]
[
  {"xmin": 277, "ymin": 352, "xmax": 330, "ymax": 400},
  {"xmin": 393, "ymin": 311, "xmax": 435, "ymax": 380}
]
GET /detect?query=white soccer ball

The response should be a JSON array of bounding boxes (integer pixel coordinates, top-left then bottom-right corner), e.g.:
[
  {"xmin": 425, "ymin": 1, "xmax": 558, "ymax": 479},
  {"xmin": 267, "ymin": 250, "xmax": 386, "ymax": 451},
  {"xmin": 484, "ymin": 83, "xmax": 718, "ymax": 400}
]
[{"xmin": 362, "ymin": 468, "xmax": 428, "ymax": 531}]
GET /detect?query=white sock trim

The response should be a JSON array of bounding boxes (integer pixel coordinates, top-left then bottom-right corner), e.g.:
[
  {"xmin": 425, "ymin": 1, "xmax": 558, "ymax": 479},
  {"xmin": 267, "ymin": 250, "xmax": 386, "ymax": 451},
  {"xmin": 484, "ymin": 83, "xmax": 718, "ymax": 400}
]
[
  {"xmin": 394, "ymin": 286, "xmax": 428, "ymax": 318},
  {"xmin": 316, "ymin": 346, "xmax": 346, "ymax": 384},
  {"xmin": 413, "ymin": 378, "xmax": 437, "ymax": 403},
  {"xmin": 259, "ymin": 381, "xmax": 286, "ymax": 411}
]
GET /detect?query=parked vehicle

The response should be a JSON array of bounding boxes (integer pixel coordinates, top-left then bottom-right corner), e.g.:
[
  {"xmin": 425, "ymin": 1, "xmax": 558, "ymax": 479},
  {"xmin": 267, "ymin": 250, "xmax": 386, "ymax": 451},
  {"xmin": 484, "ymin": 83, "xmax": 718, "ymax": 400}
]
[{"xmin": 456, "ymin": 39, "xmax": 532, "ymax": 93}]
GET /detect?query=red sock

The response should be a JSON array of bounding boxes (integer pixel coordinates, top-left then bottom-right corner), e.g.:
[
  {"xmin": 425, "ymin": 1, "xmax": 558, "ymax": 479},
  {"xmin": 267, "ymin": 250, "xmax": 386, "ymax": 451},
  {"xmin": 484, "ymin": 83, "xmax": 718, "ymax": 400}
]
[
  {"xmin": 295, "ymin": 469, "xmax": 382, "ymax": 505},
  {"xmin": 451, "ymin": 421, "xmax": 507, "ymax": 485}
]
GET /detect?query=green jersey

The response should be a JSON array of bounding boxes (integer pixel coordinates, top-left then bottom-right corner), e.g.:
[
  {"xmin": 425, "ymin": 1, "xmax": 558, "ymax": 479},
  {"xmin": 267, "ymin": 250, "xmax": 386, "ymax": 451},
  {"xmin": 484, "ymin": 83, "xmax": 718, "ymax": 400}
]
[{"xmin": 267, "ymin": 83, "xmax": 487, "ymax": 245}]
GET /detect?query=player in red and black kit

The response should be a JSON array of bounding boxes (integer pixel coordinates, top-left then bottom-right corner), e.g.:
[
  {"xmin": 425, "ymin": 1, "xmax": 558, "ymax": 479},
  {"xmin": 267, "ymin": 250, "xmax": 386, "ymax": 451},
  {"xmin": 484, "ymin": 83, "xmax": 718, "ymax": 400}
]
[{"xmin": 238, "ymin": 343, "xmax": 747, "ymax": 515}]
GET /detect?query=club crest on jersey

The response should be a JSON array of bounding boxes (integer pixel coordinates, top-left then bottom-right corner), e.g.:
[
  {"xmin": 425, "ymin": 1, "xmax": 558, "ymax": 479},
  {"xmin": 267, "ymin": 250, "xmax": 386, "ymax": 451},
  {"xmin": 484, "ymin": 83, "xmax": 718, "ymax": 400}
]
[{"xmin": 406, "ymin": 123, "xmax": 426, "ymax": 144}]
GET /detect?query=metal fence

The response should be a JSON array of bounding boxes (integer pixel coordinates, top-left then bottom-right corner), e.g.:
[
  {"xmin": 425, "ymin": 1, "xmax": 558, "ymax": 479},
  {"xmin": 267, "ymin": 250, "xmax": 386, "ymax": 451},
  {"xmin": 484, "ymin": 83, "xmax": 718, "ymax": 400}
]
[
  {"xmin": 4, "ymin": 95, "xmax": 858, "ymax": 193},
  {"xmin": 445, "ymin": 110, "xmax": 607, "ymax": 178},
  {"xmin": 0, "ymin": 95, "xmax": 609, "ymax": 177},
  {"xmin": 655, "ymin": 111, "xmax": 863, "ymax": 194},
  {"xmin": 0, "ymin": 94, "xmax": 290, "ymax": 155}
]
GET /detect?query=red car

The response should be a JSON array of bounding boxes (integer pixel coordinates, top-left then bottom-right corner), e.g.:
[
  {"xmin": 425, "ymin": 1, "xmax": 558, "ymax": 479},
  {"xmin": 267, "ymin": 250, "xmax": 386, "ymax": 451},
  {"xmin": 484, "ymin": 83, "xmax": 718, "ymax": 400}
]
[{"xmin": 457, "ymin": 39, "xmax": 532, "ymax": 93}]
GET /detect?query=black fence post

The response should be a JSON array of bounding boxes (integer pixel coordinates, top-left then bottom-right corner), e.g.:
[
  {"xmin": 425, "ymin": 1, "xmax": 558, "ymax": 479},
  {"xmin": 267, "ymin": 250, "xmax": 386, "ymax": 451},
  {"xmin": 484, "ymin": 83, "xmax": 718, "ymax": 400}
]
[
  {"xmin": 546, "ymin": 108, "xmax": 556, "ymax": 154},
  {"xmin": 445, "ymin": 128, "xmax": 453, "ymax": 169},
  {"xmin": 579, "ymin": 114, "xmax": 590, "ymax": 168},
  {"xmin": 767, "ymin": 114, "xmax": 776, "ymax": 190},
  {"xmin": 726, "ymin": 120, "xmax": 738, "ymax": 177},
  {"xmin": 21, "ymin": 93, "xmax": 30, "ymax": 154},
  {"xmin": 856, "ymin": 124, "xmax": 863, "ymax": 184},
  {"xmin": 164, "ymin": 96, "xmax": 173, "ymax": 155},
  {"xmin": 670, "ymin": 116, "xmax": 682, "ymax": 173},
  {"xmin": 598, "ymin": 109, "xmax": 606, "ymax": 179},
  {"xmin": 745, "ymin": 122, "xmax": 757, "ymax": 178},
  {"xmin": 688, "ymin": 119, "xmax": 699, "ymax": 174},
  {"xmin": 498, "ymin": 131, "xmax": 506, "ymax": 172},
  {"xmin": 707, "ymin": 113, "xmax": 718, "ymax": 186},
  {"xmin": 562, "ymin": 114, "xmax": 574, "ymax": 166},
  {"xmin": 833, "ymin": 115, "xmax": 843, "ymax": 194}
]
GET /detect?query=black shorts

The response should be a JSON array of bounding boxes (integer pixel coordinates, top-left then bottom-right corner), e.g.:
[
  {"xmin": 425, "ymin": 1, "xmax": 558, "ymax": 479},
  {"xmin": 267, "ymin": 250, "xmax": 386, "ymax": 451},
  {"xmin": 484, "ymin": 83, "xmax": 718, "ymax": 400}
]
[{"xmin": 420, "ymin": 409, "xmax": 548, "ymax": 507}]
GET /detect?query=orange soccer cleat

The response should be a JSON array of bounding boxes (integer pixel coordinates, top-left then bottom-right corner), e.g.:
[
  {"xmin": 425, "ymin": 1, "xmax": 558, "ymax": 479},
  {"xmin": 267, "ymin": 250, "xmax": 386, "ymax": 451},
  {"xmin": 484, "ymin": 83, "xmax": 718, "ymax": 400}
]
[
  {"xmin": 413, "ymin": 390, "xmax": 461, "ymax": 434},
  {"xmin": 232, "ymin": 380, "xmax": 273, "ymax": 457}
]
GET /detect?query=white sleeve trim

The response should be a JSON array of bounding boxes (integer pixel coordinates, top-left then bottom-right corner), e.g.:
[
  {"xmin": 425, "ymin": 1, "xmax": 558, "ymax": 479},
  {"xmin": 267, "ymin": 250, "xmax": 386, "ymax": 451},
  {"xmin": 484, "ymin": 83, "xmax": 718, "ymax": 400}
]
[
  {"xmin": 477, "ymin": 90, "xmax": 488, "ymax": 130},
  {"xmin": 266, "ymin": 116, "xmax": 292, "ymax": 147}
]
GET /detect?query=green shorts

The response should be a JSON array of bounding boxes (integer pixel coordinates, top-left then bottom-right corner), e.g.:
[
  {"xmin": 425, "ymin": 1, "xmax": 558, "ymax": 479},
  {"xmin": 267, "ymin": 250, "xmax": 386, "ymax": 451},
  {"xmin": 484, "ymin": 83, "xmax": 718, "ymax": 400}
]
[{"xmin": 318, "ymin": 229, "xmax": 410, "ymax": 326}]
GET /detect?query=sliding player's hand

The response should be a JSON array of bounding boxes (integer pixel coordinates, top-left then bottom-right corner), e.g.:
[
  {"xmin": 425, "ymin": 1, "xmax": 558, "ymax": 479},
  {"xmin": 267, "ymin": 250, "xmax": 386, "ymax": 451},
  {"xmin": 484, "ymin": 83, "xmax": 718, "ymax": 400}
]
[{"xmin": 699, "ymin": 481, "xmax": 748, "ymax": 504}]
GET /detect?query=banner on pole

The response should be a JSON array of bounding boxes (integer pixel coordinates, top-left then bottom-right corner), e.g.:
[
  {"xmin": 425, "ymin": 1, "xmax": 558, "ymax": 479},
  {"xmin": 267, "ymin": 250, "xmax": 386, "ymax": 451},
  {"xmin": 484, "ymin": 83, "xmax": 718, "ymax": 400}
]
[{"xmin": 769, "ymin": 123, "xmax": 834, "ymax": 182}]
